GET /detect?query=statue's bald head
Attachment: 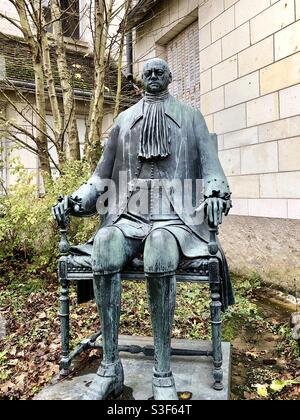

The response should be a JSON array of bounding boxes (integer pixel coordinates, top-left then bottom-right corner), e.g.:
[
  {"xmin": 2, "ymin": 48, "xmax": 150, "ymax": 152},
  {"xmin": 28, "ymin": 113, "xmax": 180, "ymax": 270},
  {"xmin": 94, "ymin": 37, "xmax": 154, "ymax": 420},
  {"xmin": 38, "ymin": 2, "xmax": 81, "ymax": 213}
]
[{"xmin": 142, "ymin": 58, "xmax": 172, "ymax": 94}]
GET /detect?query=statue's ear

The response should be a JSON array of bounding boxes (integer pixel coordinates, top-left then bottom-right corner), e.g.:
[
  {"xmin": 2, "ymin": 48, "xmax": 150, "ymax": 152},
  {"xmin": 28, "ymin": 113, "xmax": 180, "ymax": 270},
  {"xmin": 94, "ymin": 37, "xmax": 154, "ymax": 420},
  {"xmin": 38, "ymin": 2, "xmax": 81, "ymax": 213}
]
[{"xmin": 169, "ymin": 72, "xmax": 173, "ymax": 83}]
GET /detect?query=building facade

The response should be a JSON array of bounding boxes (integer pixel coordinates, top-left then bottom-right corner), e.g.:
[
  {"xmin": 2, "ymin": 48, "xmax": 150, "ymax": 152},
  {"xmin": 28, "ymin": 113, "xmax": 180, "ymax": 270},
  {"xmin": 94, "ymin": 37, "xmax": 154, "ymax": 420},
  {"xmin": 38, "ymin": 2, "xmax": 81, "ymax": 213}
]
[{"xmin": 128, "ymin": 0, "xmax": 300, "ymax": 290}]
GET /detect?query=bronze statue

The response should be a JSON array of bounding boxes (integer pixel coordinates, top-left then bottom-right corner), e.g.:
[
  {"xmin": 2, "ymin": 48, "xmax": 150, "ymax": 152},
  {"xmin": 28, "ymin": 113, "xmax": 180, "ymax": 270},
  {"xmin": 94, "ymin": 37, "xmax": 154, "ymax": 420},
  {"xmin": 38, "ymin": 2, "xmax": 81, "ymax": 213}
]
[{"xmin": 53, "ymin": 58, "xmax": 234, "ymax": 400}]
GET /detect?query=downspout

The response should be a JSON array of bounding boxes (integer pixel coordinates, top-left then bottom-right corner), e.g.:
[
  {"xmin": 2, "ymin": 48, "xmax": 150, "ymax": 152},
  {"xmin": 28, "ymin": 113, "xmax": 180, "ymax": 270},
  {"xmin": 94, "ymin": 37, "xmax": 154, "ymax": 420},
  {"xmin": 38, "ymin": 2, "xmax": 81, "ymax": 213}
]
[{"xmin": 126, "ymin": 31, "xmax": 133, "ymax": 82}]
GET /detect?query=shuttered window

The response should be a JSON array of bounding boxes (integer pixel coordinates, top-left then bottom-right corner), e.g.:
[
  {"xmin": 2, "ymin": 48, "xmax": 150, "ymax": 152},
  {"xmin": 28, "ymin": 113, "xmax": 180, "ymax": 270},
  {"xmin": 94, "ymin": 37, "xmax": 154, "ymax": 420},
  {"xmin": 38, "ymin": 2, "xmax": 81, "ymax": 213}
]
[{"xmin": 166, "ymin": 20, "xmax": 200, "ymax": 109}]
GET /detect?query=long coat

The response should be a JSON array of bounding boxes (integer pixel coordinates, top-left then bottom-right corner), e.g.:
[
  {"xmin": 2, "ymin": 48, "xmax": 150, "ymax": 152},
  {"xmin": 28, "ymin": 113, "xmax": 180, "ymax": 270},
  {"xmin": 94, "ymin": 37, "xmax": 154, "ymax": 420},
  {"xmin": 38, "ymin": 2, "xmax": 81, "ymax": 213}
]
[
  {"xmin": 73, "ymin": 95, "xmax": 234, "ymax": 309},
  {"xmin": 74, "ymin": 95, "xmax": 231, "ymax": 244}
]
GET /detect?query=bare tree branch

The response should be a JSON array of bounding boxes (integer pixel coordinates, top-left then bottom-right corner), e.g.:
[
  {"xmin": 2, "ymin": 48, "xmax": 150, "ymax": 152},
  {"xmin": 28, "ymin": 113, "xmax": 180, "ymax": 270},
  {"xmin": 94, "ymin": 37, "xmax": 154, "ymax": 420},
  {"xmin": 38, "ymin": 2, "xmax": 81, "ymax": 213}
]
[
  {"xmin": 1, "ymin": 118, "xmax": 61, "ymax": 173},
  {"xmin": 14, "ymin": 0, "xmax": 52, "ymax": 179},
  {"xmin": 114, "ymin": 0, "xmax": 132, "ymax": 120},
  {"xmin": 0, "ymin": 177, "xmax": 9, "ymax": 196},
  {"xmin": 2, "ymin": 78, "xmax": 56, "ymax": 137},
  {"xmin": 0, "ymin": 117, "xmax": 39, "ymax": 154},
  {"xmin": 0, "ymin": 12, "xmax": 23, "ymax": 32},
  {"xmin": 0, "ymin": 85, "xmax": 55, "ymax": 144},
  {"xmin": 85, "ymin": 0, "xmax": 114, "ymax": 167}
]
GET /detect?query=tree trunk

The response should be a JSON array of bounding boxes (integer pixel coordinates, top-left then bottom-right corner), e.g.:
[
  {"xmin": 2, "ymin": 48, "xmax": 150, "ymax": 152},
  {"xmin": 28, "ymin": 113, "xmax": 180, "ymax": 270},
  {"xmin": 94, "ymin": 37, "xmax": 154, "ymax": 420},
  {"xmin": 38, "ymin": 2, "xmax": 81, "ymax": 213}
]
[
  {"xmin": 40, "ymin": 16, "xmax": 65, "ymax": 168},
  {"xmin": 34, "ymin": 59, "xmax": 52, "ymax": 178},
  {"xmin": 50, "ymin": 0, "xmax": 80, "ymax": 161},
  {"xmin": 113, "ymin": 0, "xmax": 132, "ymax": 120},
  {"xmin": 15, "ymin": 0, "xmax": 52, "ymax": 182},
  {"xmin": 85, "ymin": 0, "xmax": 113, "ymax": 169}
]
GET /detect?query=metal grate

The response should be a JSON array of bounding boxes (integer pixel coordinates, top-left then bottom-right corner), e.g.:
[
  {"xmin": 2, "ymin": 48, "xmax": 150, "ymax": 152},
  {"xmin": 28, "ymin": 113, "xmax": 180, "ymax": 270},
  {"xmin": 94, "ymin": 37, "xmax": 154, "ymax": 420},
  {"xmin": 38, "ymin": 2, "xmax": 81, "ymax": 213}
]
[{"xmin": 167, "ymin": 20, "xmax": 200, "ymax": 109}]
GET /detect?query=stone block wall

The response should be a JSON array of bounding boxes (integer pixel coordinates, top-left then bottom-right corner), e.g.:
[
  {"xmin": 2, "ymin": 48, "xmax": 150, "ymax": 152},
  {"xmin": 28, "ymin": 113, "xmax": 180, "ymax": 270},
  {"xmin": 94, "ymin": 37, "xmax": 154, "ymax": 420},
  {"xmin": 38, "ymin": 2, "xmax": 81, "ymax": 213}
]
[{"xmin": 198, "ymin": 0, "xmax": 300, "ymax": 220}]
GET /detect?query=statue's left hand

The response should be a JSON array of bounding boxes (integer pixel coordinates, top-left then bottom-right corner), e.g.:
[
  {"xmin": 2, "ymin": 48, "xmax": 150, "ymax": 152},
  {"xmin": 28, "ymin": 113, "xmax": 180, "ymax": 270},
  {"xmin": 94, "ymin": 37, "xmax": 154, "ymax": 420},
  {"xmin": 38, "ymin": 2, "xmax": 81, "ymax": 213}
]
[{"xmin": 196, "ymin": 197, "xmax": 232, "ymax": 227}]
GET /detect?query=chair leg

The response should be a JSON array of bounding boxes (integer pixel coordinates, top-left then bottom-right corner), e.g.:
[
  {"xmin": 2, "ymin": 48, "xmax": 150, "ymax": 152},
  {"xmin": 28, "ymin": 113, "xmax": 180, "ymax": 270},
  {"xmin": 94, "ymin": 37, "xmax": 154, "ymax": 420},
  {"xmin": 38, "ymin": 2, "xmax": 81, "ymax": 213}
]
[
  {"xmin": 59, "ymin": 258, "xmax": 70, "ymax": 376},
  {"xmin": 208, "ymin": 258, "xmax": 223, "ymax": 391}
]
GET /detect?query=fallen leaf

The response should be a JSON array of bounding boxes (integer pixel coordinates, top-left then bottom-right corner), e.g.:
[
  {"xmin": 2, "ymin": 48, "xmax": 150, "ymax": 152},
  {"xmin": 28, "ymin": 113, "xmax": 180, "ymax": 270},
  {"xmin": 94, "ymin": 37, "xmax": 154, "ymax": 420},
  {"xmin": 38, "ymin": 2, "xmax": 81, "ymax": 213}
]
[
  {"xmin": 254, "ymin": 384, "xmax": 269, "ymax": 398},
  {"xmin": 243, "ymin": 391, "xmax": 257, "ymax": 400},
  {"xmin": 245, "ymin": 351, "xmax": 259, "ymax": 359},
  {"xmin": 178, "ymin": 391, "xmax": 193, "ymax": 400},
  {"xmin": 270, "ymin": 379, "xmax": 300, "ymax": 394},
  {"xmin": 0, "ymin": 381, "xmax": 15, "ymax": 393}
]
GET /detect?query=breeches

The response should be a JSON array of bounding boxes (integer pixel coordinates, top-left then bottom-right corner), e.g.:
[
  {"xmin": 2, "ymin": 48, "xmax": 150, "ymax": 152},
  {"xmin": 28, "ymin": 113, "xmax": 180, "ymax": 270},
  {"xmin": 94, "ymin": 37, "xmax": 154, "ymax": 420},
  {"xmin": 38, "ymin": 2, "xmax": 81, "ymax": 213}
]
[{"xmin": 92, "ymin": 226, "xmax": 180, "ymax": 276}]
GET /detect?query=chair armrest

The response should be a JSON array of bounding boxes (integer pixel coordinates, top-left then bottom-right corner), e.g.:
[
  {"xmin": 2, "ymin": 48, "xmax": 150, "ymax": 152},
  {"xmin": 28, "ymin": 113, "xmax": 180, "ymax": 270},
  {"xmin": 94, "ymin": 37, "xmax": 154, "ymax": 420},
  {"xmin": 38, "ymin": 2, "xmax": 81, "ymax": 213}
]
[
  {"xmin": 59, "ymin": 223, "xmax": 70, "ymax": 256},
  {"xmin": 208, "ymin": 224, "xmax": 219, "ymax": 256}
]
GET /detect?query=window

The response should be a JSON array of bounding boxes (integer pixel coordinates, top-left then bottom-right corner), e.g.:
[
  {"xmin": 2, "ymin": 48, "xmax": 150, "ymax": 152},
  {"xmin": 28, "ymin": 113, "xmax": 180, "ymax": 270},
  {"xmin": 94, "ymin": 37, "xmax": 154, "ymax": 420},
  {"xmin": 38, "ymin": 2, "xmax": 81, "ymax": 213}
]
[
  {"xmin": 166, "ymin": 21, "xmax": 200, "ymax": 109},
  {"xmin": 43, "ymin": 0, "xmax": 80, "ymax": 40}
]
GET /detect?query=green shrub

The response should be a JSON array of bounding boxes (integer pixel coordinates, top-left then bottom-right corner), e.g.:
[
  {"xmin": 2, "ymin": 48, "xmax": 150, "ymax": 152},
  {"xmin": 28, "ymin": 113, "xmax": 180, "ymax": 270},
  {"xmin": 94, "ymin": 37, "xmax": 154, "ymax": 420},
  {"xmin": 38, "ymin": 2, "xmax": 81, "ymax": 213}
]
[{"xmin": 0, "ymin": 161, "xmax": 98, "ymax": 277}]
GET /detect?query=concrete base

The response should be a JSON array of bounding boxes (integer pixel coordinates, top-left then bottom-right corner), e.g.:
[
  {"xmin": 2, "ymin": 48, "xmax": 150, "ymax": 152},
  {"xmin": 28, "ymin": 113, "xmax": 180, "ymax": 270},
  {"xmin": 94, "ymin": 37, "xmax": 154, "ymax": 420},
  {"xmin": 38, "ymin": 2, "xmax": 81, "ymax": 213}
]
[{"xmin": 35, "ymin": 335, "xmax": 231, "ymax": 400}]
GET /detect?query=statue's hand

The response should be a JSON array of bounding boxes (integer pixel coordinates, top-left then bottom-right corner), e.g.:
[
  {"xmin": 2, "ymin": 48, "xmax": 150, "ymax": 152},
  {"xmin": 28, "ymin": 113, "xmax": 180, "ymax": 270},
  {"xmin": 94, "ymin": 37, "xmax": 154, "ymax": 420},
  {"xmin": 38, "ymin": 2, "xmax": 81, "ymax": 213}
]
[
  {"xmin": 52, "ymin": 196, "xmax": 71, "ymax": 228},
  {"xmin": 196, "ymin": 197, "xmax": 232, "ymax": 227},
  {"xmin": 52, "ymin": 195, "xmax": 82, "ymax": 228}
]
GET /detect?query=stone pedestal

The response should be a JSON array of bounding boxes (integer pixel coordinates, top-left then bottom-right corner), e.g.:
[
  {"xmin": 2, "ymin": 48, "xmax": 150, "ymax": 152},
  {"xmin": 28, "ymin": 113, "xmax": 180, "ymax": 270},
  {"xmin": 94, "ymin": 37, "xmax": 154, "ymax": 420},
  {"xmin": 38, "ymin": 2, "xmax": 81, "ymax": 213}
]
[{"xmin": 35, "ymin": 335, "xmax": 231, "ymax": 400}]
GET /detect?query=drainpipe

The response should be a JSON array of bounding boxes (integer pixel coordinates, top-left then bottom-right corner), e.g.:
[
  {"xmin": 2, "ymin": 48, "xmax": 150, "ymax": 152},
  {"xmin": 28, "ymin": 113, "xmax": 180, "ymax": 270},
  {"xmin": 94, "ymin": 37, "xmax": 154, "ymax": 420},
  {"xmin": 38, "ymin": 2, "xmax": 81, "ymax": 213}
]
[{"xmin": 126, "ymin": 31, "xmax": 133, "ymax": 82}]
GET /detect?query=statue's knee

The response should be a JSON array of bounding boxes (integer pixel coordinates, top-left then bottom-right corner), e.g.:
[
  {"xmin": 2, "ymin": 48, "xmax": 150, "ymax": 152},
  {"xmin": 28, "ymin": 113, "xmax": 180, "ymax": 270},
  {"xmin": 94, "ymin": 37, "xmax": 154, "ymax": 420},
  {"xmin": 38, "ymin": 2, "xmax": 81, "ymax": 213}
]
[
  {"xmin": 144, "ymin": 229, "xmax": 180, "ymax": 275},
  {"xmin": 92, "ymin": 227, "xmax": 125, "ymax": 274}
]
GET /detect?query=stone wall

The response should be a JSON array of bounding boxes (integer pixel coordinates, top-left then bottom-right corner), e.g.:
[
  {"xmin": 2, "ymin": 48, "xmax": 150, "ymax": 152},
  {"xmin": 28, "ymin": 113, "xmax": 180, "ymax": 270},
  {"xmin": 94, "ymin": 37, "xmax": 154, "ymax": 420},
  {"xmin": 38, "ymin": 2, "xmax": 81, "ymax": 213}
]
[
  {"xmin": 199, "ymin": 0, "xmax": 300, "ymax": 220},
  {"xmin": 220, "ymin": 215, "xmax": 300, "ymax": 293}
]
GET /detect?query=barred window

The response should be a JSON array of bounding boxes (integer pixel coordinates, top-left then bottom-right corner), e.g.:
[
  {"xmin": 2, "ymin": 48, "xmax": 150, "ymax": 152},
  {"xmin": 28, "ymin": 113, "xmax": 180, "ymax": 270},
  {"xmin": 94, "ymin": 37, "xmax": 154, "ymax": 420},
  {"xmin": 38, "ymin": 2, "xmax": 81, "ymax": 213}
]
[{"xmin": 166, "ymin": 21, "xmax": 200, "ymax": 109}]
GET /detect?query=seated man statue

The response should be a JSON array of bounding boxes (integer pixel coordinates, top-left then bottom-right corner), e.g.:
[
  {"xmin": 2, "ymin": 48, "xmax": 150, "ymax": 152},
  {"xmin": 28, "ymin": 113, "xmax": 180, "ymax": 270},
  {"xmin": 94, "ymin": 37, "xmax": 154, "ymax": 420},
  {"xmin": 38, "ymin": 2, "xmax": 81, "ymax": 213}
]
[{"xmin": 52, "ymin": 58, "xmax": 234, "ymax": 400}]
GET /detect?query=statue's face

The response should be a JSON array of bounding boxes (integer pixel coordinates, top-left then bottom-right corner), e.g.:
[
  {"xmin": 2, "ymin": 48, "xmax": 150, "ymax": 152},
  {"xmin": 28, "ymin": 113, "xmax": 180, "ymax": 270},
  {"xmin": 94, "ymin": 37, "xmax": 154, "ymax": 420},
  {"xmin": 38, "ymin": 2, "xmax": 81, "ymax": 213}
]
[{"xmin": 142, "ymin": 59, "xmax": 172, "ymax": 93}]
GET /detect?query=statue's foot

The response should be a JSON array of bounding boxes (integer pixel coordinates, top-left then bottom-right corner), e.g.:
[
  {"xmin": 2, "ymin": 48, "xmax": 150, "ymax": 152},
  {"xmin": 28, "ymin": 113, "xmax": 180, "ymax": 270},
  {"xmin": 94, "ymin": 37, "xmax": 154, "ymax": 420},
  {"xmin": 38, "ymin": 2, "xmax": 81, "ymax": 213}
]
[
  {"xmin": 83, "ymin": 360, "xmax": 124, "ymax": 400},
  {"xmin": 152, "ymin": 370, "xmax": 178, "ymax": 401}
]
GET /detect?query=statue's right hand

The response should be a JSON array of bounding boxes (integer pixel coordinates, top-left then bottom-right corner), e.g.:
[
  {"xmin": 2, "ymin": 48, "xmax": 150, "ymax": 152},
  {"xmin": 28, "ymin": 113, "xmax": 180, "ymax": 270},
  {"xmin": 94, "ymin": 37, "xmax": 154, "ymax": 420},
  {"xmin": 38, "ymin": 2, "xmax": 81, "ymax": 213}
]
[{"xmin": 52, "ymin": 196, "xmax": 72, "ymax": 227}]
